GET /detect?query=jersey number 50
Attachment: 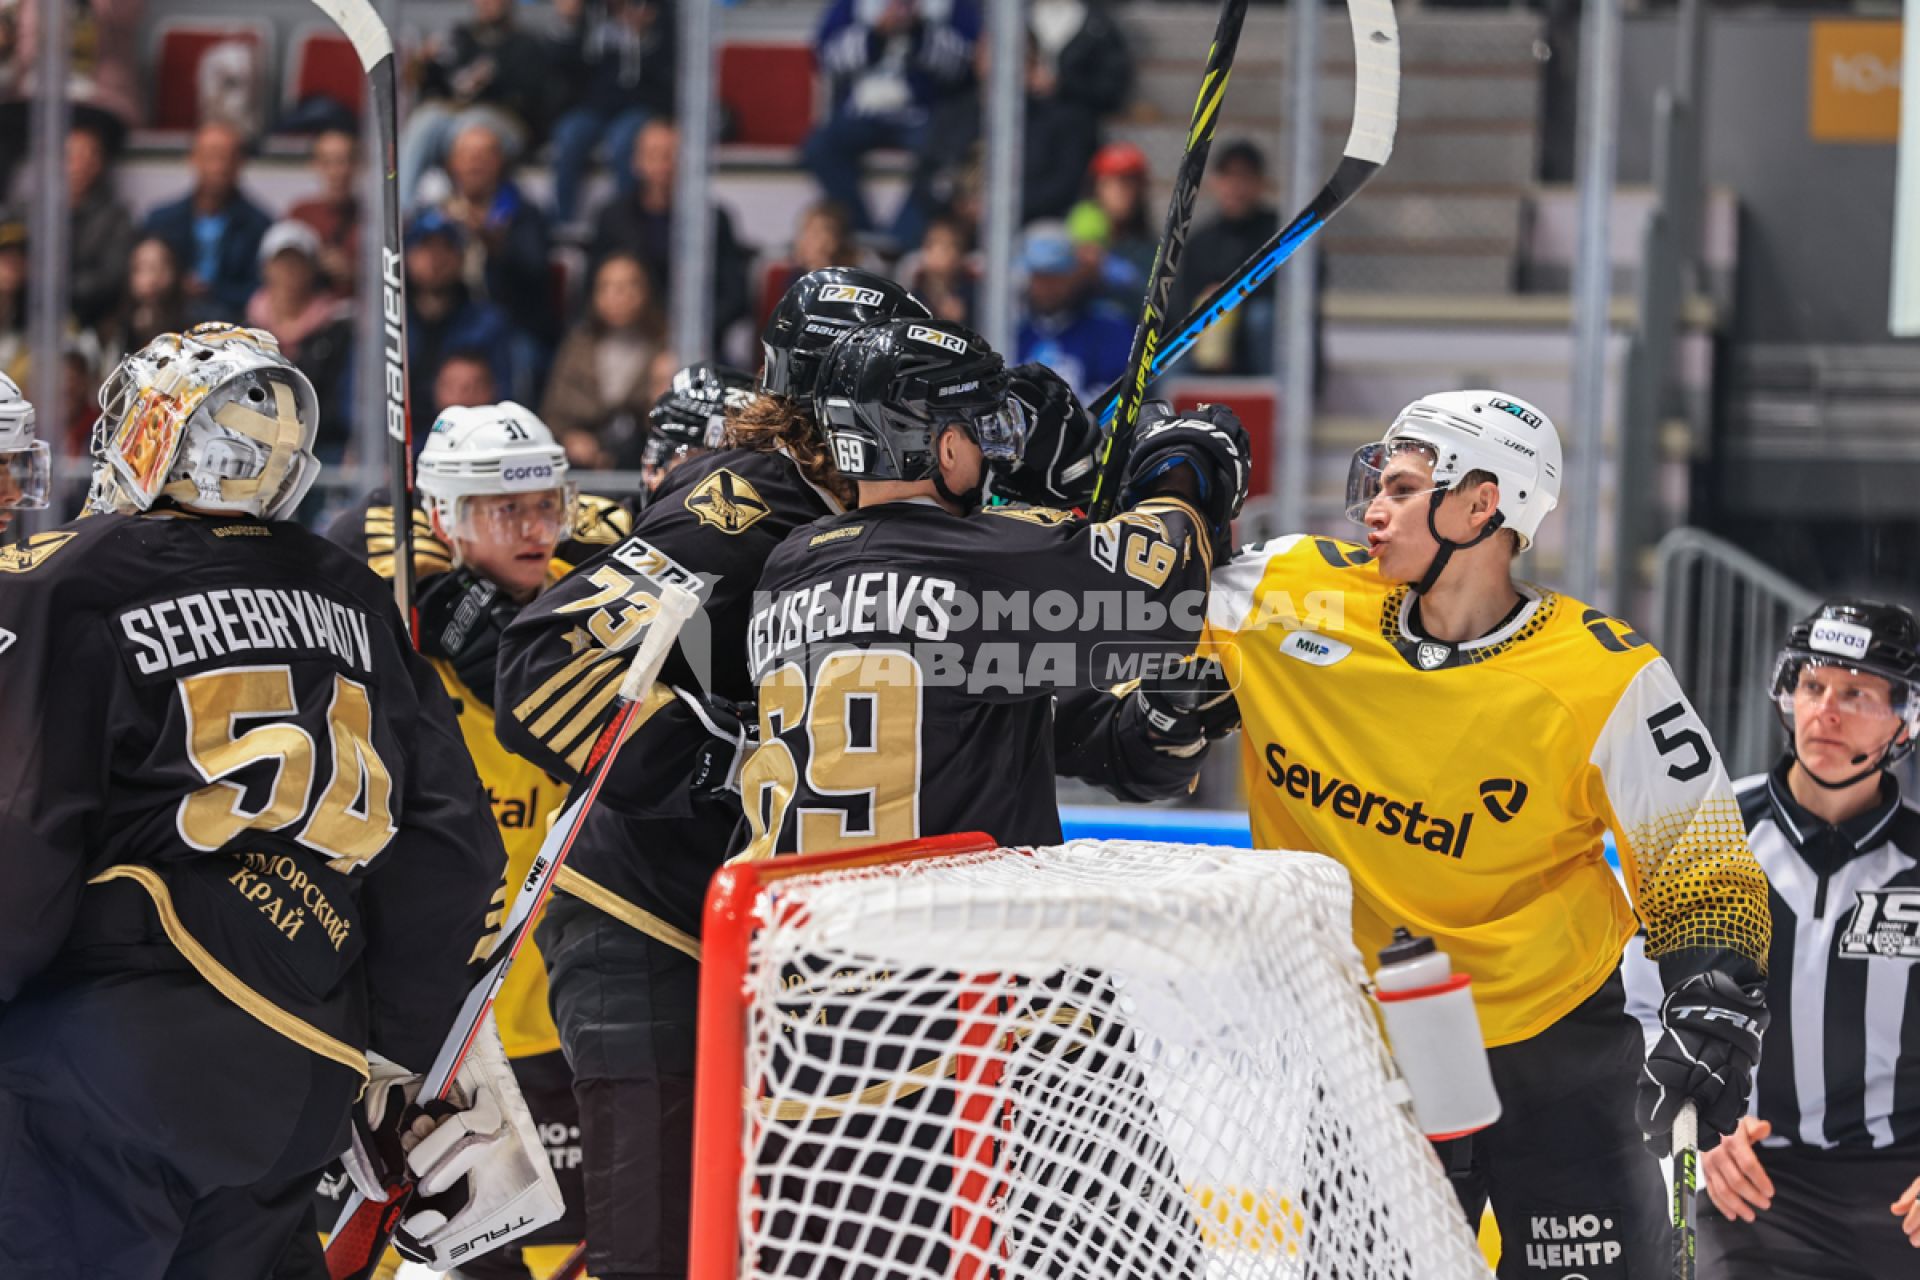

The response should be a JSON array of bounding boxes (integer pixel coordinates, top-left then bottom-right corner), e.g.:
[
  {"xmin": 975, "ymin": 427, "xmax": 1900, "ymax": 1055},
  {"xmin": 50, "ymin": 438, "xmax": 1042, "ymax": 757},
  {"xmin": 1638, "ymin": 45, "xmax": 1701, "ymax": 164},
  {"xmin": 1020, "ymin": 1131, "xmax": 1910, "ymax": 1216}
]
[
  {"xmin": 739, "ymin": 649, "xmax": 924, "ymax": 862},
  {"xmin": 175, "ymin": 664, "xmax": 397, "ymax": 872}
]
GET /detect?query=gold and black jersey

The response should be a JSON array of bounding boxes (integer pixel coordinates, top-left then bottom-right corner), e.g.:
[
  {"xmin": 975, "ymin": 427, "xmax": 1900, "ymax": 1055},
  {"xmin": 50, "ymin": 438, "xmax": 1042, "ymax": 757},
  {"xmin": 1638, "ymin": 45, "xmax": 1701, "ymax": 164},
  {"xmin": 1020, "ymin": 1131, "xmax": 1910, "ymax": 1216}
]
[
  {"xmin": 1205, "ymin": 534, "xmax": 1770, "ymax": 1046},
  {"xmin": 739, "ymin": 496, "xmax": 1212, "ymax": 862},
  {"xmin": 494, "ymin": 447, "xmax": 846, "ymax": 944},
  {"xmin": 0, "ymin": 512, "xmax": 505, "ymax": 1074}
]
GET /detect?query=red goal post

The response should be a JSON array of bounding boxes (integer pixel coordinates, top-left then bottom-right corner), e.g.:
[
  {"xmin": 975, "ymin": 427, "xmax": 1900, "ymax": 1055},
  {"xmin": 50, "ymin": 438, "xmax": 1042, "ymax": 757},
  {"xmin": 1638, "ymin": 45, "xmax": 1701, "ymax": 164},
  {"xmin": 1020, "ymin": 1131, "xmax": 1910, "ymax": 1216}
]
[{"xmin": 688, "ymin": 835, "xmax": 1491, "ymax": 1280}]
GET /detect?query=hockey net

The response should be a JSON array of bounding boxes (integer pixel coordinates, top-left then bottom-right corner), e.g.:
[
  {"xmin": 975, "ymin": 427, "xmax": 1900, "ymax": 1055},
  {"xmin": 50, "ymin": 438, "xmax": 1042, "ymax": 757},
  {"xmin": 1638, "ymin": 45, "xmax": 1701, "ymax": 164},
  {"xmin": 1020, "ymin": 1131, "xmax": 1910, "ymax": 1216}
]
[{"xmin": 689, "ymin": 836, "xmax": 1491, "ymax": 1280}]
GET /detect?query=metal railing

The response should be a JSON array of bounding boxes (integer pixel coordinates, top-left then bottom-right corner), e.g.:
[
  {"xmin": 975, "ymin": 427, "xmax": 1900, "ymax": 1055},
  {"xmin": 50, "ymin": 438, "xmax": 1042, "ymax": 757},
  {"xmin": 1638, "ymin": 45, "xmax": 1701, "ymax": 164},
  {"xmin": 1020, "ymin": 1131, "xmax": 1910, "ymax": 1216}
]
[{"xmin": 1654, "ymin": 526, "xmax": 1816, "ymax": 781}]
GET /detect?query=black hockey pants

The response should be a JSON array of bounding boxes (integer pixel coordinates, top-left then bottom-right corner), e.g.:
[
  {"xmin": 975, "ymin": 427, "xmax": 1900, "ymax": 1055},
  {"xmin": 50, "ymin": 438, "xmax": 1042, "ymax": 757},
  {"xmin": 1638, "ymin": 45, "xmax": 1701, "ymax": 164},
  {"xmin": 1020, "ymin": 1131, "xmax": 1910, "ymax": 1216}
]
[{"xmin": 1434, "ymin": 969, "xmax": 1670, "ymax": 1279}]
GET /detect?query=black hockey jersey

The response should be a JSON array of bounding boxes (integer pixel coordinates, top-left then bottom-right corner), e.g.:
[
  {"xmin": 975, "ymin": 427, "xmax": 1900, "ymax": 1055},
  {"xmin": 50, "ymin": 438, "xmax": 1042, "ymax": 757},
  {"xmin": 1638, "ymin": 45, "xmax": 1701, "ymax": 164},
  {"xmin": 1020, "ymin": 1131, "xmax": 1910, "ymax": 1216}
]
[
  {"xmin": 0, "ymin": 513, "xmax": 505, "ymax": 1077},
  {"xmin": 740, "ymin": 496, "xmax": 1213, "ymax": 858},
  {"xmin": 495, "ymin": 447, "xmax": 845, "ymax": 946}
]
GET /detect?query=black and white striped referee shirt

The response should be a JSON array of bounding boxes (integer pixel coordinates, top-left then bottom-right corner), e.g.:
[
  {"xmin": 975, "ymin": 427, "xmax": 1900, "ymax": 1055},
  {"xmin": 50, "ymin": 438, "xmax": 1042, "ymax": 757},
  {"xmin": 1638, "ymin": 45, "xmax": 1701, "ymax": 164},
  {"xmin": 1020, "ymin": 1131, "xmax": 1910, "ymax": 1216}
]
[{"xmin": 1743, "ymin": 758, "xmax": 1920, "ymax": 1151}]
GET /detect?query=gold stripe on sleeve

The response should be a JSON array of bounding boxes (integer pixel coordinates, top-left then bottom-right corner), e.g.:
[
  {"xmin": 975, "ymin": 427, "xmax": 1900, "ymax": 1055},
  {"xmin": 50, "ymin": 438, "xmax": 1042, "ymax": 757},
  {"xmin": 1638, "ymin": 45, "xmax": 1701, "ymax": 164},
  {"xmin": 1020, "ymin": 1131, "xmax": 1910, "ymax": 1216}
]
[{"xmin": 555, "ymin": 865, "xmax": 702, "ymax": 959}]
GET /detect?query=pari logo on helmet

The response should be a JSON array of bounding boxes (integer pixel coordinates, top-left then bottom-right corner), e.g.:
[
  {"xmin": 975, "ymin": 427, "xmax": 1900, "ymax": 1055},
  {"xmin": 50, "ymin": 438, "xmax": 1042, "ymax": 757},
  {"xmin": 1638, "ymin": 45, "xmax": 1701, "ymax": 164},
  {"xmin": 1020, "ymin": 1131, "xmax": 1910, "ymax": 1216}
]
[
  {"xmin": 819, "ymin": 284, "xmax": 886, "ymax": 308},
  {"xmin": 759, "ymin": 268, "xmax": 932, "ymax": 400},
  {"xmin": 91, "ymin": 325, "xmax": 321, "ymax": 520},
  {"xmin": 908, "ymin": 325, "xmax": 971, "ymax": 356}
]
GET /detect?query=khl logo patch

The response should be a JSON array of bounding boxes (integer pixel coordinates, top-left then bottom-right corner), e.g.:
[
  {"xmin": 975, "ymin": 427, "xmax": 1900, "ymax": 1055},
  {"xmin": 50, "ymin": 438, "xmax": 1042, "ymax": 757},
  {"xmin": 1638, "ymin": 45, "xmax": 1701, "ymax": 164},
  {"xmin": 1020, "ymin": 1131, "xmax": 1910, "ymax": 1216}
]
[{"xmin": 1416, "ymin": 641, "xmax": 1451, "ymax": 670}]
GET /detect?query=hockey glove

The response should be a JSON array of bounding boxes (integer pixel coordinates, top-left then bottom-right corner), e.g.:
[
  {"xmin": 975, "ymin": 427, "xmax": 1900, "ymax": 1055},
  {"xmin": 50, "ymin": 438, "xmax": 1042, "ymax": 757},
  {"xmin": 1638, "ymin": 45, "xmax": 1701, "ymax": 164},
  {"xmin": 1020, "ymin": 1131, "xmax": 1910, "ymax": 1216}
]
[
  {"xmin": 676, "ymin": 687, "xmax": 755, "ymax": 798},
  {"xmin": 985, "ymin": 362, "xmax": 1100, "ymax": 510},
  {"xmin": 1118, "ymin": 403, "xmax": 1251, "ymax": 563},
  {"xmin": 417, "ymin": 569, "xmax": 522, "ymax": 706},
  {"xmin": 1637, "ymin": 969, "xmax": 1769, "ymax": 1154},
  {"xmin": 390, "ymin": 1017, "xmax": 566, "ymax": 1269},
  {"xmin": 1132, "ymin": 653, "xmax": 1240, "ymax": 758},
  {"xmin": 341, "ymin": 1053, "xmax": 424, "ymax": 1202}
]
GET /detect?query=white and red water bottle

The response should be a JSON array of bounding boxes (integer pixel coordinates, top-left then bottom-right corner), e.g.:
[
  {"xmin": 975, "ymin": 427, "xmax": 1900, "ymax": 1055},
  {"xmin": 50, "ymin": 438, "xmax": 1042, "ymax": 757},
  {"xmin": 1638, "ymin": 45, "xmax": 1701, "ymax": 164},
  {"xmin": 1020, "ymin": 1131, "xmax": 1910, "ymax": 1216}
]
[{"xmin": 1372, "ymin": 928, "xmax": 1501, "ymax": 1140}]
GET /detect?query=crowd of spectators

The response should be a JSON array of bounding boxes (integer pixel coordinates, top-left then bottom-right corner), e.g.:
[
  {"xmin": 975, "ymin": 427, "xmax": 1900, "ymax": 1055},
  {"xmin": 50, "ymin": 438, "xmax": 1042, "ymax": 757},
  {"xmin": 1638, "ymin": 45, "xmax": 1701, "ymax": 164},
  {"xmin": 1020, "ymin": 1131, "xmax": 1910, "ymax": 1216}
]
[{"xmin": 5, "ymin": 0, "xmax": 1300, "ymax": 486}]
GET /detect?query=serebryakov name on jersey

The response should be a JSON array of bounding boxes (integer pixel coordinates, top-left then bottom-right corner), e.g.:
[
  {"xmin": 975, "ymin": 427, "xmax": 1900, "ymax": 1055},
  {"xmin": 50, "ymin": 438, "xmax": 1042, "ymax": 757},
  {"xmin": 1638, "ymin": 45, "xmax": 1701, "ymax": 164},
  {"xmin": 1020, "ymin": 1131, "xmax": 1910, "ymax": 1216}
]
[{"xmin": 118, "ymin": 587, "xmax": 376, "ymax": 676}]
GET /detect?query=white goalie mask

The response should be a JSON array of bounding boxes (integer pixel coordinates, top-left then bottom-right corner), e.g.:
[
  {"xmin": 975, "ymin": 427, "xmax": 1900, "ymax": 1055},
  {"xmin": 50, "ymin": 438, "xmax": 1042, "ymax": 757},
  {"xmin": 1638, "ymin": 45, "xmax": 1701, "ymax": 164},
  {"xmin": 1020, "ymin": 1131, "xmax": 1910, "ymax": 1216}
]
[
  {"xmin": 90, "ymin": 324, "xmax": 321, "ymax": 520},
  {"xmin": 415, "ymin": 401, "xmax": 576, "ymax": 550},
  {"xmin": 1344, "ymin": 390, "xmax": 1563, "ymax": 551},
  {"xmin": 0, "ymin": 371, "xmax": 49, "ymax": 512}
]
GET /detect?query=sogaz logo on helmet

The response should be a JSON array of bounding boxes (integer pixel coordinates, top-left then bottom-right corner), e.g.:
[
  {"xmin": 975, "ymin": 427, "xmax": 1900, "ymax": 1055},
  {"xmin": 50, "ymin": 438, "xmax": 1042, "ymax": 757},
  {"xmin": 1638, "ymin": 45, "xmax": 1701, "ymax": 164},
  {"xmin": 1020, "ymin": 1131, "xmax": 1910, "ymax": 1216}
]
[
  {"xmin": 819, "ymin": 284, "xmax": 885, "ymax": 307},
  {"xmin": 1489, "ymin": 397, "xmax": 1543, "ymax": 430},
  {"xmin": 499, "ymin": 460, "xmax": 558, "ymax": 491},
  {"xmin": 907, "ymin": 325, "xmax": 970, "ymax": 356},
  {"xmin": 1811, "ymin": 618, "xmax": 1873, "ymax": 660}
]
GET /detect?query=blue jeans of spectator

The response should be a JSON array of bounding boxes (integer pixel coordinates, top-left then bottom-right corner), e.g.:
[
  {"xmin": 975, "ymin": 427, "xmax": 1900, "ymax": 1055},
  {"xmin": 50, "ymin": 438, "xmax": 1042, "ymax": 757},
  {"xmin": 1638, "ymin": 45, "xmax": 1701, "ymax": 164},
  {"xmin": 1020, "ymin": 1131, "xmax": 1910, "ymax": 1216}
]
[
  {"xmin": 550, "ymin": 105, "xmax": 652, "ymax": 225},
  {"xmin": 398, "ymin": 101, "xmax": 527, "ymax": 207},
  {"xmin": 801, "ymin": 110, "xmax": 927, "ymax": 246}
]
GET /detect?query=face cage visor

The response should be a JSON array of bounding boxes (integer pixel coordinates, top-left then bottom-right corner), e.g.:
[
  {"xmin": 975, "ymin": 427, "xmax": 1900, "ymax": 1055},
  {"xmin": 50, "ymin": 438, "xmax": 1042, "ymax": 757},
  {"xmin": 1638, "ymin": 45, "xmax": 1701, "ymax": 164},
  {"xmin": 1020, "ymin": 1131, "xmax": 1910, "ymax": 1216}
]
[
  {"xmin": 1773, "ymin": 652, "xmax": 1920, "ymax": 742},
  {"xmin": 448, "ymin": 484, "xmax": 578, "ymax": 548},
  {"xmin": 1, "ymin": 440, "xmax": 50, "ymax": 509},
  {"xmin": 1344, "ymin": 438, "xmax": 1445, "ymax": 526},
  {"xmin": 949, "ymin": 396, "xmax": 1029, "ymax": 466}
]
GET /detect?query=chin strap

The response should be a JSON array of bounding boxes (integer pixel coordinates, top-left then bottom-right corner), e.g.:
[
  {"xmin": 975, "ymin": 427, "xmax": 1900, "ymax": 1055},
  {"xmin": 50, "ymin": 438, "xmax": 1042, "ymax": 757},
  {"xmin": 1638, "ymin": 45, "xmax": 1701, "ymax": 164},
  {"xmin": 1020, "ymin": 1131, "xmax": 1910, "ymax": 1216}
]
[
  {"xmin": 932, "ymin": 466, "xmax": 984, "ymax": 516},
  {"xmin": 1410, "ymin": 489, "xmax": 1507, "ymax": 596}
]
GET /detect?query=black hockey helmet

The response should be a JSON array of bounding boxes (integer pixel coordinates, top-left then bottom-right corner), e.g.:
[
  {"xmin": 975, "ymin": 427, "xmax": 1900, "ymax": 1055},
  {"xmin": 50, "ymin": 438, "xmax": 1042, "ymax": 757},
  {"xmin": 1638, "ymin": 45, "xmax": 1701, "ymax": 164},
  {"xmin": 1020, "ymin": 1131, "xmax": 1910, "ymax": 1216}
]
[
  {"xmin": 644, "ymin": 361, "xmax": 754, "ymax": 468},
  {"xmin": 1772, "ymin": 598, "xmax": 1920, "ymax": 782},
  {"xmin": 759, "ymin": 267, "xmax": 932, "ymax": 401},
  {"xmin": 811, "ymin": 319, "xmax": 1023, "ymax": 483},
  {"xmin": 985, "ymin": 362, "xmax": 1103, "ymax": 510}
]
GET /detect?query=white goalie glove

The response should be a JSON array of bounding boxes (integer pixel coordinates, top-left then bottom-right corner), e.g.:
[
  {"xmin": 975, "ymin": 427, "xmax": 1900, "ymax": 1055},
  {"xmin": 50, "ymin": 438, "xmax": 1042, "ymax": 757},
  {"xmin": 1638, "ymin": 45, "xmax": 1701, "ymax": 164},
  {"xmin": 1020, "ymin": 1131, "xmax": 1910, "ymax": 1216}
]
[{"xmin": 341, "ymin": 1016, "xmax": 565, "ymax": 1272}]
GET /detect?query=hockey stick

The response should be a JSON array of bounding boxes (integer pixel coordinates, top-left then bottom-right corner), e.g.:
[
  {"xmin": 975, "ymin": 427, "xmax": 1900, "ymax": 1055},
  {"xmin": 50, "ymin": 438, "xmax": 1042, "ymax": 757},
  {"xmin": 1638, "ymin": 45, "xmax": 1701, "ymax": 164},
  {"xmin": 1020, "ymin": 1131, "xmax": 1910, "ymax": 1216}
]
[
  {"xmin": 1086, "ymin": 0, "xmax": 1251, "ymax": 523},
  {"xmin": 309, "ymin": 0, "xmax": 419, "ymax": 644},
  {"xmin": 541, "ymin": 1241, "xmax": 588, "ymax": 1280},
  {"xmin": 325, "ymin": 582, "xmax": 701, "ymax": 1279},
  {"xmin": 1671, "ymin": 1101, "xmax": 1699, "ymax": 1280},
  {"xmin": 1086, "ymin": 0, "xmax": 1401, "ymax": 434}
]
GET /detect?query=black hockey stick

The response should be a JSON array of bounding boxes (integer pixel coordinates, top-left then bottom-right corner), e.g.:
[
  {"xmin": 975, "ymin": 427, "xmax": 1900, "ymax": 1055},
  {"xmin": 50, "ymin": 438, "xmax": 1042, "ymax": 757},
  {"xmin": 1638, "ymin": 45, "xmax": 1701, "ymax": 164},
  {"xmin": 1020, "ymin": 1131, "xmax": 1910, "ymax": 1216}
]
[
  {"xmin": 1086, "ymin": 0, "xmax": 1402, "ymax": 434},
  {"xmin": 1671, "ymin": 1100, "xmax": 1699, "ymax": 1280},
  {"xmin": 310, "ymin": 0, "xmax": 418, "ymax": 644},
  {"xmin": 1086, "ymin": 0, "xmax": 1251, "ymax": 523},
  {"xmin": 325, "ymin": 582, "xmax": 700, "ymax": 1279}
]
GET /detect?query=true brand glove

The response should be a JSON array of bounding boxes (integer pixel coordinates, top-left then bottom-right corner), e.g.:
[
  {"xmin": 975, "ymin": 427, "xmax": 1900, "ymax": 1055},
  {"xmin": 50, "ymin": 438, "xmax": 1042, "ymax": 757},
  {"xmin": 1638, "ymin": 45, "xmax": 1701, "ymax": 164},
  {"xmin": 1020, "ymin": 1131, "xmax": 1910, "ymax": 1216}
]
[
  {"xmin": 1119, "ymin": 402, "xmax": 1251, "ymax": 563},
  {"xmin": 416, "ymin": 568, "xmax": 521, "ymax": 706},
  {"xmin": 1637, "ymin": 969, "xmax": 1769, "ymax": 1154}
]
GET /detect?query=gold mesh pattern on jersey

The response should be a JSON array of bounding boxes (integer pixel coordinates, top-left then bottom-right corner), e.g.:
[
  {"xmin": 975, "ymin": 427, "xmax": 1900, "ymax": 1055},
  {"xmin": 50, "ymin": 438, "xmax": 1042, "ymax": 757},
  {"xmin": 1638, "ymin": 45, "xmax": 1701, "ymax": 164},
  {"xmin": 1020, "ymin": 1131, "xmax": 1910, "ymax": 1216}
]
[
  {"xmin": 1377, "ymin": 585, "xmax": 1561, "ymax": 665},
  {"xmin": 1623, "ymin": 796, "xmax": 1771, "ymax": 969}
]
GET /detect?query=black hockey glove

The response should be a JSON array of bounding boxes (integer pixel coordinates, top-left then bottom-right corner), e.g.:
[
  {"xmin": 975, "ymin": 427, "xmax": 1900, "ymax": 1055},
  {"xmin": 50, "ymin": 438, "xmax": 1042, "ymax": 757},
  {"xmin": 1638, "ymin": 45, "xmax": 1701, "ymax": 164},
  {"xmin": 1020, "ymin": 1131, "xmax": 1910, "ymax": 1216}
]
[
  {"xmin": 985, "ymin": 362, "xmax": 1100, "ymax": 510},
  {"xmin": 1119, "ymin": 402, "xmax": 1251, "ymax": 563},
  {"xmin": 1132, "ymin": 653, "xmax": 1240, "ymax": 758},
  {"xmin": 416, "ymin": 569, "xmax": 521, "ymax": 707},
  {"xmin": 676, "ymin": 688, "xmax": 755, "ymax": 798},
  {"xmin": 1636, "ymin": 969, "xmax": 1769, "ymax": 1154}
]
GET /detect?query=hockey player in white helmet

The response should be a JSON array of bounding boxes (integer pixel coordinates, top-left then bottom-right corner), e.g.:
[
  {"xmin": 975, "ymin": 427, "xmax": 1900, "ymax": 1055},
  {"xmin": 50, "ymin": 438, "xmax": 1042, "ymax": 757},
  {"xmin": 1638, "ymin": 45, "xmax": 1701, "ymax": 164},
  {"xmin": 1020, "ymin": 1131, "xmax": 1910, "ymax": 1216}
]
[
  {"xmin": 0, "ymin": 371, "xmax": 48, "ymax": 535},
  {"xmin": 317, "ymin": 401, "xmax": 617, "ymax": 1276},
  {"xmin": 0, "ymin": 324, "xmax": 562, "ymax": 1278},
  {"xmin": 1199, "ymin": 389, "xmax": 1771, "ymax": 1275}
]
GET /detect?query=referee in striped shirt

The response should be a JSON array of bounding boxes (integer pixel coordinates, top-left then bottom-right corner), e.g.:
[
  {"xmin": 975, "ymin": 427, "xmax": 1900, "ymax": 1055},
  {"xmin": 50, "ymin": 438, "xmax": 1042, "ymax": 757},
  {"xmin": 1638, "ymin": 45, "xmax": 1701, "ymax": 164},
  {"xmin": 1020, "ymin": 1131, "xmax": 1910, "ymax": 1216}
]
[{"xmin": 1696, "ymin": 599, "xmax": 1920, "ymax": 1278}]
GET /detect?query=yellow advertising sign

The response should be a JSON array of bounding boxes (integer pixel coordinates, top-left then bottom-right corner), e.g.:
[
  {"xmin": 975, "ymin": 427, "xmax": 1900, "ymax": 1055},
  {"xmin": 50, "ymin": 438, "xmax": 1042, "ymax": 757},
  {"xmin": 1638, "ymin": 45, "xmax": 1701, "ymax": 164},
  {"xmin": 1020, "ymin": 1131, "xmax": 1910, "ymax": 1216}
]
[{"xmin": 1810, "ymin": 20, "xmax": 1903, "ymax": 142}]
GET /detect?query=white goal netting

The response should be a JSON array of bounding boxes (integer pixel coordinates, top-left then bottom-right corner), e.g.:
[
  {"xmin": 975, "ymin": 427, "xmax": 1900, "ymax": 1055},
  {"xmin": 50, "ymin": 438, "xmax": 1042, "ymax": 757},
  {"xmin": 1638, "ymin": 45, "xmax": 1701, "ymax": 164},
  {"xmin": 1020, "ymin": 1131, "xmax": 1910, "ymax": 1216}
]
[{"xmin": 703, "ymin": 840, "xmax": 1490, "ymax": 1279}]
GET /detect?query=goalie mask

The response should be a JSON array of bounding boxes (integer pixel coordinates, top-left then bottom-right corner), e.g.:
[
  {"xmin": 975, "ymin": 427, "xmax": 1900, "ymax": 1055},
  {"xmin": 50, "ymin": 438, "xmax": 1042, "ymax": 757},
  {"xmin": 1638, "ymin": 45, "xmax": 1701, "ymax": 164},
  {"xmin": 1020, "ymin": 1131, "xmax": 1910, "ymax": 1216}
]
[
  {"xmin": 759, "ymin": 267, "xmax": 931, "ymax": 401},
  {"xmin": 812, "ymin": 319, "xmax": 1023, "ymax": 510},
  {"xmin": 1344, "ymin": 389, "xmax": 1563, "ymax": 594},
  {"xmin": 416, "ymin": 401, "xmax": 577, "ymax": 551},
  {"xmin": 91, "ymin": 324, "xmax": 320, "ymax": 520},
  {"xmin": 1772, "ymin": 599, "xmax": 1920, "ymax": 789},
  {"xmin": 0, "ymin": 371, "xmax": 49, "ymax": 516},
  {"xmin": 644, "ymin": 361, "xmax": 754, "ymax": 472}
]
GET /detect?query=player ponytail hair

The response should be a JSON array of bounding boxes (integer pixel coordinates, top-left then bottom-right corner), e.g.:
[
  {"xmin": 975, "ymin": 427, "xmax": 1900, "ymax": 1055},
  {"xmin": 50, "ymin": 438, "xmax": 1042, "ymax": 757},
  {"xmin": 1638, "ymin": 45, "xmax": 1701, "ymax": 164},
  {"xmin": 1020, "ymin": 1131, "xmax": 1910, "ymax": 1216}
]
[{"xmin": 723, "ymin": 392, "xmax": 855, "ymax": 508}]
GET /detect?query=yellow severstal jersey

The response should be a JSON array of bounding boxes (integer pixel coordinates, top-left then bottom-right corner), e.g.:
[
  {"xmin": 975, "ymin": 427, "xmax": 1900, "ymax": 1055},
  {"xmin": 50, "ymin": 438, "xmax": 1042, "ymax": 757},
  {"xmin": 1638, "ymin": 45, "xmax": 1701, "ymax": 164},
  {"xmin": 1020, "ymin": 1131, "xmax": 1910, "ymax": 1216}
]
[{"xmin": 1204, "ymin": 534, "xmax": 1769, "ymax": 1046}]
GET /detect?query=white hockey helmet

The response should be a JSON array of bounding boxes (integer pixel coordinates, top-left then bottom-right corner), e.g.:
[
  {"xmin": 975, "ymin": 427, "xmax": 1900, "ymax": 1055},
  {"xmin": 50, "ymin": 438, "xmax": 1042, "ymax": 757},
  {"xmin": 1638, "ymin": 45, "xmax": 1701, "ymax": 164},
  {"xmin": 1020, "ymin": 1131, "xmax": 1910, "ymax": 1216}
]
[
  {"xmin": 0, "ymin": 371, "xmax": 49, "ymax": 511},
  {"xmin": 415, "ymin": 401, "xmax": 576, "ymax": 545},
  {"xmin": 1345, "ymin": 390, "xmax": 1563, "ymax": 551},
  {"xmin": 91, "ymin": 324, "xmax": 320, "ymax": 520}
]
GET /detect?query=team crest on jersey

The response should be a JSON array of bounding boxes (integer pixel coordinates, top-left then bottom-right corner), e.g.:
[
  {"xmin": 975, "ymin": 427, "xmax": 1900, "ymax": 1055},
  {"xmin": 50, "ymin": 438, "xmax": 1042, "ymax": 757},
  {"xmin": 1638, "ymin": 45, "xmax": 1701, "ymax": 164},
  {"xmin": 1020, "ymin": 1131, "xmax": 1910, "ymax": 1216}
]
[
  {"xmin": 0, "ymin": 530, "xmax": 76, "ymax": 573},
  {"xmin": 1837, "ymin": 889, "xmax": 1920, "ymax": 959},
  {"xmin": 569, "ymin": 493, "xmax": 632, "ymax": 546},
  {"xmin": 685, "ymin": 468, "xmax": 771, "ymax": 535},
  {"xmin": 1416, "ymin": 641, "xmax": 1452, "ymax": 670},
  {"xmin": 987, "ymin": 505, "xmax": 1076, "ymax": 526}
]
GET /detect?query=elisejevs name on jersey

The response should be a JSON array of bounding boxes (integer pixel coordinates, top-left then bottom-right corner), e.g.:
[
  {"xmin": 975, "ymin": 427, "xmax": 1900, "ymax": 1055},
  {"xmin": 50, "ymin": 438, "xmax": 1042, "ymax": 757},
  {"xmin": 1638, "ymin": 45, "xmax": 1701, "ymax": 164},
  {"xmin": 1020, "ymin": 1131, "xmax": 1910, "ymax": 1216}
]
[{"xmin": 1207, "ymin": 533, "xmax": 1770, "ymax": 1046}]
